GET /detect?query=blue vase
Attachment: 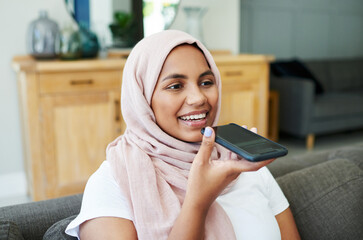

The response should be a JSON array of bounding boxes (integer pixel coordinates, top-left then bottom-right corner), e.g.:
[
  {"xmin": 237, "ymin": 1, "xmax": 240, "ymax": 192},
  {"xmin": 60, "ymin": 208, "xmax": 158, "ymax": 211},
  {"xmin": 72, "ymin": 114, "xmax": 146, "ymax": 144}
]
[
  {"xmin": 79, "ymin": 24, "xmax": 100, "ymax": 58},
  {"xmin": 58, "ymin": 23, "xmax": 82, "ymax": 60}
]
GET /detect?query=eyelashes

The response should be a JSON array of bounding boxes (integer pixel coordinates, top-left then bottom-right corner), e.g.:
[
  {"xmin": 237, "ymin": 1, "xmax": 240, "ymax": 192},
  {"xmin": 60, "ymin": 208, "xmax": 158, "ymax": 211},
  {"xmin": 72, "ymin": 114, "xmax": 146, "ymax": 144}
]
[
  {"xmin": 165, "ymin": 79, "xmax": 215, "ymax": 91},
  {"xmin": 167, "ymin": 83, "xmax": 182, "ymax": 90}
]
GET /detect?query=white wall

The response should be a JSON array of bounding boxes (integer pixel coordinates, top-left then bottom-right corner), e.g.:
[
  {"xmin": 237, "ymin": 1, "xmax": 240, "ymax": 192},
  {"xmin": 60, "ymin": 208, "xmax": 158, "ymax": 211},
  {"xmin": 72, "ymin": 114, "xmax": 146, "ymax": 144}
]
[{"xmin": 240, "ymin": 0, "xmax": 363, "ymax": 59}]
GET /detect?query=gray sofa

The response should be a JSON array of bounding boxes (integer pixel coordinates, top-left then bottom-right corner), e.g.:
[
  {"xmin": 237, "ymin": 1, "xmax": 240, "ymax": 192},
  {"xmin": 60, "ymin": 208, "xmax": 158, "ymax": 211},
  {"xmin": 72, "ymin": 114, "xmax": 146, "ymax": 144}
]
[
  {"xmin": 1, "ymin": 143, "xmax": 363, "ymax": 240},
  {"xmin": 270, "ymin": 58, "xmax": 363, "ymax": 149}
]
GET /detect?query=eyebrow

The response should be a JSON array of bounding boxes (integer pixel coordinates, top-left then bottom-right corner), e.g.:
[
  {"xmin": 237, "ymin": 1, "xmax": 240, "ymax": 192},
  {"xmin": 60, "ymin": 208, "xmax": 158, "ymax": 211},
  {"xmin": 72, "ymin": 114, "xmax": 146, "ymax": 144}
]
[
  {"xmin": 162, "ymin": 70, "xmax": 214, "ymax": 82},
  {"xmin": 200, "ymin": 70, "xmax": 215, "ymax": 78}
]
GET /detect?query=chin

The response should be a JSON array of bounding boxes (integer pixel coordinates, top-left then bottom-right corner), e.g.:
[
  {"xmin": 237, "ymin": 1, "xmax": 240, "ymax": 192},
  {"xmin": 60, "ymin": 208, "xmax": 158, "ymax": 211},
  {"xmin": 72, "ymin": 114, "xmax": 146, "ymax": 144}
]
[{"xmin": 180, "ymin": 134, "xmax": 203, "ymax": 143}]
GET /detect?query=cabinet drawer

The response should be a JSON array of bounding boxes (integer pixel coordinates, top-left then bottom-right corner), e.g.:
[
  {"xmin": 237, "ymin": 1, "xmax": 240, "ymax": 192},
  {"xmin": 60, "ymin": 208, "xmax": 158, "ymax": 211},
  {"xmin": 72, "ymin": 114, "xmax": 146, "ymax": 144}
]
[
  {"xmin": 218, "ymin": 65, "xmax": 262, "ymax": 84},
  {"xmin": 39, "ymin": 71, "xmax": 121, "ymax": 94}
]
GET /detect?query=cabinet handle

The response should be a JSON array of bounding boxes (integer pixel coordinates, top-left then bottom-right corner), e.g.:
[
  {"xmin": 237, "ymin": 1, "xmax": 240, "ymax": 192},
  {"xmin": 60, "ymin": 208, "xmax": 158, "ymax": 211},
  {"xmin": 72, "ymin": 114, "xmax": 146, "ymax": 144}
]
[
  {"xmin": 70, "ymin": 79, "xmax": 94, "ymax": 85},
  {"xmin": 225, "ymin": 71, "xmax": 243, "ymax": 76},
  {"xmin": 115, "ymin": 100, "xmax": 121, "ymax": 121}
]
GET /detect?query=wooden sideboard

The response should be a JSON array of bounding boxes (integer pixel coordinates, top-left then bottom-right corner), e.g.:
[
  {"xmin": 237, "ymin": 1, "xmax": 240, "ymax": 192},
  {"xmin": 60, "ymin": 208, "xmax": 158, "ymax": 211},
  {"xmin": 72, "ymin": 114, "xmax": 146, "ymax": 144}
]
[
  {"xmin": 13, "ymin": 56, "xmax": 126, "ymax": 201},
  {"xmin": 13, "ymin": 54, "xmax": 272, "ymax": 201},
  {"xmin": 214, "ymin": 54, "xmax": 272, "ymax": 137}
]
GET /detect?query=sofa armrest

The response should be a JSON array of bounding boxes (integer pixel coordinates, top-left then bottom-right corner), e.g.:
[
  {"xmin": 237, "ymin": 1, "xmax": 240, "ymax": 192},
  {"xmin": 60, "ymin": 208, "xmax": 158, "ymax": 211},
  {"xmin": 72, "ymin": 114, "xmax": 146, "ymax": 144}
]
[
  {"xmin": 268, "ymin": 150, "xmax": 330, "ymax": 178},
  {"xmin": 276, "ymin": 158, "xmax": 363, "ymax": 240},
  {"xmin": 270, "ymin": 76, "xmax": 315, "ymax": 136},
  {"xmin": 0, "ymin": 194, "xmax": 82, "ymax": 240}
]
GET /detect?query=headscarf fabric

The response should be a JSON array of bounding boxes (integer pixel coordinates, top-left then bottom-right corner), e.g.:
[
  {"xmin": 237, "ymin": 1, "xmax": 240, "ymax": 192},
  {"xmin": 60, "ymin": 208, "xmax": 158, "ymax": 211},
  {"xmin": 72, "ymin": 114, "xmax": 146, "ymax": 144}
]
[{"xmin": 107, "ymin": 30, "xmax": 236, "ymax": 240}]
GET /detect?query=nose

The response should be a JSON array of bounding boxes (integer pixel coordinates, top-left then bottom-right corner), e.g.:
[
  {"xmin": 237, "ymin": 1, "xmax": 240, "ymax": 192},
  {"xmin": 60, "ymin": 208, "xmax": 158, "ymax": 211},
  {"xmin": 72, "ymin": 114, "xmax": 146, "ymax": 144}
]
[{"xmin": 185, "ymin": 85, "xmax": 207, "ymax": 106}]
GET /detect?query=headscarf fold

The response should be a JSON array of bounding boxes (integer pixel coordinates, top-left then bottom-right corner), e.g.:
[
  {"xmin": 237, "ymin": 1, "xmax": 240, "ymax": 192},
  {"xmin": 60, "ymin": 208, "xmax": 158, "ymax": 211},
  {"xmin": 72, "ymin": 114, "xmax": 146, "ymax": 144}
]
[{"xmin": 107, "ymin": 30, "xmax": 236, "ymax": 239}]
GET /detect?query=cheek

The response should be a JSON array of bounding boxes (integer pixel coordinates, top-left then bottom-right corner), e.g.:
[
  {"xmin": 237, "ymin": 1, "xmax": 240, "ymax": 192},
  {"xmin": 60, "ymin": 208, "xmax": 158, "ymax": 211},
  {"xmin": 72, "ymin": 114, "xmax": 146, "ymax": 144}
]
[
  {"xmin": 209, "ymin": 88, "xmax": 219, "ymax": 110},
  {"xmin": 152, "ymin": 93, "xmax": 181, "ymax": 120},
  {"xmin": 207, "ymin": 88, "xmax": 219, "ymax": 122}
]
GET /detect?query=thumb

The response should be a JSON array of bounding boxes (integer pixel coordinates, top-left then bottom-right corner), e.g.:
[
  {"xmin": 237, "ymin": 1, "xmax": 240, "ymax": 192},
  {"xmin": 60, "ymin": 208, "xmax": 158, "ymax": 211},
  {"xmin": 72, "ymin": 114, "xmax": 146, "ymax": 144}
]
[{"xmin": 196, "ymin": 127, "xmax": 215, "ymax": 164}]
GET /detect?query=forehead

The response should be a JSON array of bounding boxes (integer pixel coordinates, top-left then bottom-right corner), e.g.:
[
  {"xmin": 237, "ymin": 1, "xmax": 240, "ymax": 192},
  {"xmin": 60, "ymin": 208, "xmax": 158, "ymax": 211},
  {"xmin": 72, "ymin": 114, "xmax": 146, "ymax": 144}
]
[
  {"xmin": 161, "ymin": 44, "xmax": 210, "ymax": 71},
  {"xmin": 168, "ymin": 44, "xmax": 205, "ymax": 59},
  {"xmin": 172, "ymin": 43, "xmax": 203, "ymax": 53}
]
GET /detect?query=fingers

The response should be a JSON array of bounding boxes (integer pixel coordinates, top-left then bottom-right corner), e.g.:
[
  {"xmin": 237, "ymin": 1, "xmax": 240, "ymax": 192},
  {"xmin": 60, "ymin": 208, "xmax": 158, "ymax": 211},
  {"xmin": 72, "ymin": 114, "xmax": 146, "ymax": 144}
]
[
  {"xmin": 215, "ymin": 157, "xmax": 275, "ymax": 173},
  {"xmin": 241, "ymin": 158, "xmax": 275, "ymax": 172},
  {"xmin": 250, "ymin": 127, "xmax": 257, "ymax": 134},
  {"xmin": 196, "ymin": 127, "xmax": 215, "ymax": 164},
  {"xmin": 249, "ymin": 158, "xmax": 275, "ymax": 171},
  {"xmin": 242, "ymin": 125, "xmax": 257, "ymax": 134}
]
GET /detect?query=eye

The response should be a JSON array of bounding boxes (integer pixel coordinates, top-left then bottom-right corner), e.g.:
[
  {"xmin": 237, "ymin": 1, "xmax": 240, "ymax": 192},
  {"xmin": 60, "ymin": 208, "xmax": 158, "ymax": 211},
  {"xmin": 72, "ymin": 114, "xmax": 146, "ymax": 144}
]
[
  {"xmin": 200, "ymin": 79, "xmax": 215, "ymax": 87},
  {"xmin": 167, "ymin": 83, "xmax": 183, "ymax": 90}
]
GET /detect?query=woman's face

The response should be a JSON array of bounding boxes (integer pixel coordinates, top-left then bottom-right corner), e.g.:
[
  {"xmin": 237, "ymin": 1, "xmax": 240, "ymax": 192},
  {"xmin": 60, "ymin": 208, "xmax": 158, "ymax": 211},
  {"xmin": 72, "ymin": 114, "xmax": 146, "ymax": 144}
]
[{"xmin": 151, "ymin": 44, "xmax": 219, "ymax": 142}]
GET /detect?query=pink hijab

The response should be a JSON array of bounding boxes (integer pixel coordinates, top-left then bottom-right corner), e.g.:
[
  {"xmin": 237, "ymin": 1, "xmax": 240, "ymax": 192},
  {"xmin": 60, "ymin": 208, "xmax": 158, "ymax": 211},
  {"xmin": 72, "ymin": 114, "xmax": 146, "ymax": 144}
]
[{"xmin": 107, "ymin": 30, "xmax": 236, "ymax": 239}]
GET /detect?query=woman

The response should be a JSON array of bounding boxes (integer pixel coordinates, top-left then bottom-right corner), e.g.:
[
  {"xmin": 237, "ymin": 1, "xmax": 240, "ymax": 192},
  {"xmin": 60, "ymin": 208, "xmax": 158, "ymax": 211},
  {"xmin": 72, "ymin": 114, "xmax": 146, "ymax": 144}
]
[{"xmin": 66, "ymin": 30, "xmax": 300, "ymax": 239}]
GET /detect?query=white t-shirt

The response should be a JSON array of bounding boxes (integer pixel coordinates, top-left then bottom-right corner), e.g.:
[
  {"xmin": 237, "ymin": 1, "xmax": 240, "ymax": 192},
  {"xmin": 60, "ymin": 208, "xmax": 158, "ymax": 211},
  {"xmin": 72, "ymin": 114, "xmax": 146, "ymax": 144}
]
[{"xmin": 66, "ymin": 161, "xmax": 289, "ymax": 239}]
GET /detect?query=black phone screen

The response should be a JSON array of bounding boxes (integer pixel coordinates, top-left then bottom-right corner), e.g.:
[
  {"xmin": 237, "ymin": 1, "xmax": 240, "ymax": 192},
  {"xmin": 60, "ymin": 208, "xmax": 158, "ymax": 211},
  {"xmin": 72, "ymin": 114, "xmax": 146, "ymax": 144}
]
[
  {"xmin": 205, "ymin": 123, "xmax": 288, "ymax": 161},
  {"xmin": 214, "ymin": 125, "xmax": 279, "ymax": 154}
]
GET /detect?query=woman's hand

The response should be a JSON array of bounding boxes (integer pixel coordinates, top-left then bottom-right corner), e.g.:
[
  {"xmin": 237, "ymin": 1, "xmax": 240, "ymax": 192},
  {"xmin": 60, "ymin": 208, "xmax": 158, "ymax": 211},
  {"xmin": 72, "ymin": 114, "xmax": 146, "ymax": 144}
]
[
  {"xmin": 184, "ymin": 127, "xmax": 275, "ymax": 212},
  {"xmin": 168, "ymin": 127, "xmax": 275, "ymax": 239}
]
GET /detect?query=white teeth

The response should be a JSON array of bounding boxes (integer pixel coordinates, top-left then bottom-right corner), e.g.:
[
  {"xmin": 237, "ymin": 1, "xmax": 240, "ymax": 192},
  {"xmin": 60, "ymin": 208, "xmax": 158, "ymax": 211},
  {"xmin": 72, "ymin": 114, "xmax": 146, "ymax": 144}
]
[{"xmin": 180, "ymin": 113, "xmax": 206, "ymax": 121}]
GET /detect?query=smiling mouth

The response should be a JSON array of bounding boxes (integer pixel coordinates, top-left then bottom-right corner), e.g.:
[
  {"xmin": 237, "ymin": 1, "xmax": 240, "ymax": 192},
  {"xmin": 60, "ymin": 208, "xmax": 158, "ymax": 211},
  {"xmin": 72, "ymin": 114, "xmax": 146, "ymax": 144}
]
[{"xmin": 179, "ymin": 112, "xmax": 207, "ymax": 121}]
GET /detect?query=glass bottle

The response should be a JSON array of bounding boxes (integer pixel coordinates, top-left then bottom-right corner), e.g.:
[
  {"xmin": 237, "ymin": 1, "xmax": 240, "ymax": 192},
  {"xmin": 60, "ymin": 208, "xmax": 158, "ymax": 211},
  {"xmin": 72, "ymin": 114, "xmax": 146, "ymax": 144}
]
[{"xmin": 26, "ymin": 10, "xmax": 60, "ymax": 59}]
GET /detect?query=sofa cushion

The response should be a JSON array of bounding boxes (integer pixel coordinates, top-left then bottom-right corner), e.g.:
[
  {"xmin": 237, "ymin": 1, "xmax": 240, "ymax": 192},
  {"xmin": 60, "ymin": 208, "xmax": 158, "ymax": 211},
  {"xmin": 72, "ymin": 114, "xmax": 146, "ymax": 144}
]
[
  {"xmin": 327, "ymin": 143, "xmax": 363, "ymax": 170},
  {"xmin": 0, "ymin": 194, "xmax": 82, "ymax": 240},
  {"xmin": 305, "ymin": 59, "xmax": 363, "ymax": 92},
  {"xmin": 0, "ymin": 219, "xmax": 24, "ymax": 240},
  {"xmin": 270, "ymin": 59, "xmax": 324, "ymax": 94},
  {"xmin": 268, "ymin": 142, "xmax": 363, "ymax": 178},
  {"xmin": 276, "ymin": 158, "xmax": 363, "ymax": 240},
  {"xmin": 305, "ymin": 60, "xmax": 331, "ymax": 91},
  {"xmin": 328, "ymin": 59, "xmax": 363, "ymax": 91},
  {"xmin": 313, "ymin": 91, "xmax": 363, "ymax": 118},
  {"xmin": 268, "ymin": 151, "xmax": 330, "ymax": 178},
  {"xmin": 43, "ymin": 215, "xmax": 77, "ymax": 240}
]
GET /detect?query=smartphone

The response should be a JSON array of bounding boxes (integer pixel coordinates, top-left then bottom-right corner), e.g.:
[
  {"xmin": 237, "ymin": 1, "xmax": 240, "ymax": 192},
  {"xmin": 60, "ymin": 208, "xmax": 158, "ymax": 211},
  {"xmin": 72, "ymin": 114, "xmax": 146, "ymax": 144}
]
[{"xmin": 201, "ymin": 123, "xmax": 288, "ymax": 162}]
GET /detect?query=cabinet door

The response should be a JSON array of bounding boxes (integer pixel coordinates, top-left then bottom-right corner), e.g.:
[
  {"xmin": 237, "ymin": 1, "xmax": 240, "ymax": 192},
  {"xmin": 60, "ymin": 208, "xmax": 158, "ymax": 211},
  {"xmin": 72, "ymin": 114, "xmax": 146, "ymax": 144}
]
[
  {"xmin": 40, "ymin": 91, "xmax": 122, "ymax": 198},
  {"xmin": 218, "ymin": 63, "xmax": 268, "ymax": 137},
  {"xmin": 219, "ymin": 89, "xmax": 255, "ymax": 128}
]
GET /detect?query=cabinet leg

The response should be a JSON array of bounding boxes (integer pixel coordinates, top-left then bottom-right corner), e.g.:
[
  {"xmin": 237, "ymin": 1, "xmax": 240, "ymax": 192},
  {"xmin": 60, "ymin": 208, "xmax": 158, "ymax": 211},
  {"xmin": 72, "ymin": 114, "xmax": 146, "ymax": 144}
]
[{"xmin": 306, "ymin": 134, "xmax": 315, "ymax": 150}]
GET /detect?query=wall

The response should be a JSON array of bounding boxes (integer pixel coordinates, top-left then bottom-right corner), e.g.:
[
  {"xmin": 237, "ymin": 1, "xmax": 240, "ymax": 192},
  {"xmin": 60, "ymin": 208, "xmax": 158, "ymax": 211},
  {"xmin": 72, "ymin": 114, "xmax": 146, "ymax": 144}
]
[
  {"xmin": 172, "ymin": 0, "xmax": 240, "ymax": 54},
  {"xmin": 0, "ymin": 0, "xmax": 239, "ymax": 200},
  {"xmin": 240, "ymin": 0, "xmax": 363, "ymax": 59}
]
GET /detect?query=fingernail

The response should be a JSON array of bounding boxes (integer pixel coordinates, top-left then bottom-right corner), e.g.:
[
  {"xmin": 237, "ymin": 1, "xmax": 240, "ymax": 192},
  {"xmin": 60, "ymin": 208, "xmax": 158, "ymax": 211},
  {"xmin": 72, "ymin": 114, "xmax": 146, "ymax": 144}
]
[{"xmin": 204, "ymin": 127, "xmax": 212, "ymax": 137}]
